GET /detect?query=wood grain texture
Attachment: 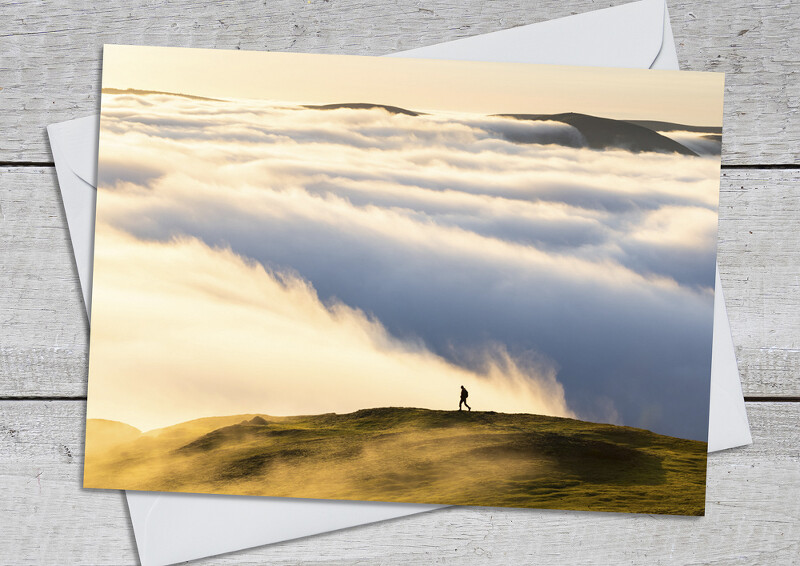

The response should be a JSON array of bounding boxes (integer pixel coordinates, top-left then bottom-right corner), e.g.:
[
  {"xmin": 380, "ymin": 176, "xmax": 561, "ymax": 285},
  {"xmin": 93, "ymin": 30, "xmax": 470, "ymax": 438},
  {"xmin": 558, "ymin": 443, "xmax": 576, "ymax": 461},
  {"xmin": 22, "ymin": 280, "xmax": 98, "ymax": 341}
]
[
  {"xmin": 0, "ymin": 167, "xmax": 89, "ymax": 396},
  {"xmin": 0, "ymin": 0, "xmax": 798, "ymax": 165},
  {"xmin": 717, "ymin": 169, "xmax": 800, "ymax": 396},
  {"xmin": 0, "ymin": 400, "xmax": 797, "ymax": 565},
  {"xmin": 1, "ymin": 1, "xmax": 798, "ymax": 563},
  {"xmin": 2, "ymin": 167, "xmax": 797, "ymax": 397}
]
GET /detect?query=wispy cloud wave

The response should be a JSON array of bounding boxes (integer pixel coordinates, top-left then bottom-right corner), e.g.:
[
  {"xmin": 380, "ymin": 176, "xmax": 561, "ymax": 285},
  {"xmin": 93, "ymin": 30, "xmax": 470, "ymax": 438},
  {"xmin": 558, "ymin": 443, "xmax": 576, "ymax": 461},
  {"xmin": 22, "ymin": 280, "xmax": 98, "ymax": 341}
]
[{"xmin": 91, "ymin": 94, "xmax": 719, "ymax": 439}]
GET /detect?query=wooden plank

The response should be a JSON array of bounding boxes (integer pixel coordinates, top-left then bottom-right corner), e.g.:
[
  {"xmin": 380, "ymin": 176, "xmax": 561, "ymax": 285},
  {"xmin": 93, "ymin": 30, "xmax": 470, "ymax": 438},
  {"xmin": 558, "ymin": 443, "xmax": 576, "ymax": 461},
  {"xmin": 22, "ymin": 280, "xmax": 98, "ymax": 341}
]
[
  {"xmin": 0, "ymin": 400, "xmax": 797, "ymax": 564},
  {"xmin": 2, "ymin": 166, "xmax": 797, "ymax": 397},
  {"xmin": 0, "ymin": 167, "xmax": 89, "ymax": 396},
  {"xmin": 0, "ymin": 0, "xmax": 798, "ymax": 165},
  {"xmin": 718, "ymin": 169, "xmax": 800, "ymax": 396}
]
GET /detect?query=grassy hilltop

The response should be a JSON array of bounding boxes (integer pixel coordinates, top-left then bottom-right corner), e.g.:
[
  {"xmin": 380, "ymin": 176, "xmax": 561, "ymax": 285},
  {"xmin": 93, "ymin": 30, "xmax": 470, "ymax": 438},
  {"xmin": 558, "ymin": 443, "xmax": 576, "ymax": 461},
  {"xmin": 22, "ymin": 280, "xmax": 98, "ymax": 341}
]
[{"xmin": 85, "ymin": 408, "xmax": 707, "ymax": 515}]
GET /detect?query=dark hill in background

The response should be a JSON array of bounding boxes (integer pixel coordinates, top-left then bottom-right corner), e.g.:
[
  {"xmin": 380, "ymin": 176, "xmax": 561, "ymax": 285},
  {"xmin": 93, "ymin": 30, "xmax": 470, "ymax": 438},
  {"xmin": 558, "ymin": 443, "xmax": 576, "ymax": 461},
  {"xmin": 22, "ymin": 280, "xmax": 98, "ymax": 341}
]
[
  {"xmin": 101, "ymin": 88, "xmax": 223, "ymax": 102},
  {"xmin": 100, "ymin": 93, "xmax": 711, "ymax": 156},
  {"xmin": 497, "ymin": 112, "xmax": 699, "ymax": 155},
  {"xmin": 623, "ymin": 119, "xmax": 722, "ymax": 134},
  {"xmin": 303, "ymin": 102, "xmax": 422, "ymax": 116},
  {"xmin": 84, "ymin": 407, "xmax": 706, "ymax": 514}
]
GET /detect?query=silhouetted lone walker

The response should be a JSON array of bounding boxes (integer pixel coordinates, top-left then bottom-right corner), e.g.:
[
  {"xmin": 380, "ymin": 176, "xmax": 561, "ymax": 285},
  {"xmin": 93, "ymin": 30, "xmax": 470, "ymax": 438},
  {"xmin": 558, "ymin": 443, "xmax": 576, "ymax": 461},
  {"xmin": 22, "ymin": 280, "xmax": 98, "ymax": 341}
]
[{"xmin": 459, "ymin": 385, "xmax": 471, "ymax": 411}]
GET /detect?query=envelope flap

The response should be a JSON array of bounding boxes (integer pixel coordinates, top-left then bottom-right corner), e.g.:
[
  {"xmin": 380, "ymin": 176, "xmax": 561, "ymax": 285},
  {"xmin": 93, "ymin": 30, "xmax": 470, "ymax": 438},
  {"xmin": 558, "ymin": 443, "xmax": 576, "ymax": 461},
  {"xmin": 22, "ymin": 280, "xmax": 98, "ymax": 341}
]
[
  {"xmin": 128, "ymin": 492, "xmax": 441, "ymax": 566},
  {"xmin": 49, "ymin": 115, "xmax": 99, "ymax": 187},
  {"xmin": 391, "ymin": 0, "xmax": 666, "ymax": 69}
]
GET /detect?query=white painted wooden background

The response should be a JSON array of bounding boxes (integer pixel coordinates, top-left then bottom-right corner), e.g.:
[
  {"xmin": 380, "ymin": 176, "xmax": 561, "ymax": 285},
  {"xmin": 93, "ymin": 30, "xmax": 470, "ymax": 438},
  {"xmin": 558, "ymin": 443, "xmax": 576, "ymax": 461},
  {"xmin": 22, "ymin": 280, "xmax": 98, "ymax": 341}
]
[{"xmin": 1, "ymin": 1, "xmax": 798, "ymax": 564}]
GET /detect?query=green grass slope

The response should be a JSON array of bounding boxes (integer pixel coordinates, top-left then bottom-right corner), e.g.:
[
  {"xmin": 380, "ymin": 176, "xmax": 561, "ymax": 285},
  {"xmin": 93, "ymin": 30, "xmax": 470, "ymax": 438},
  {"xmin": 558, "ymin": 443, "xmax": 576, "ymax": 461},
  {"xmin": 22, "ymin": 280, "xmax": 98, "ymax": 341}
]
[{"xmin": 84, "ymin": 408, "xmax": 707, "ymax": 515}]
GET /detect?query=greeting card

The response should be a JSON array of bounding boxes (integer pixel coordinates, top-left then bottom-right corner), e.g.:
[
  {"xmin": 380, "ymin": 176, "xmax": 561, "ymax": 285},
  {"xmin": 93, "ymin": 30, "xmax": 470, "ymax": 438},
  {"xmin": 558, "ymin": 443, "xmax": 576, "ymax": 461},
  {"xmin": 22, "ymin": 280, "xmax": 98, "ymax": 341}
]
[{"xmin": 85, "ymin": 45, "xmax": 723, "ymax": 515}]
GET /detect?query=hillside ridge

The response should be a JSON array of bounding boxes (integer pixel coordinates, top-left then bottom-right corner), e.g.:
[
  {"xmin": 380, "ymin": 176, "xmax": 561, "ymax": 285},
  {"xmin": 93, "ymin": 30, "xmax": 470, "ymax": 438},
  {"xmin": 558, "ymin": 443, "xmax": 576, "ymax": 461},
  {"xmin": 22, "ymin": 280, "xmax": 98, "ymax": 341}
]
[{"xmin": 84, "ymin": 407, "xmax": 707, "ymax": 514}]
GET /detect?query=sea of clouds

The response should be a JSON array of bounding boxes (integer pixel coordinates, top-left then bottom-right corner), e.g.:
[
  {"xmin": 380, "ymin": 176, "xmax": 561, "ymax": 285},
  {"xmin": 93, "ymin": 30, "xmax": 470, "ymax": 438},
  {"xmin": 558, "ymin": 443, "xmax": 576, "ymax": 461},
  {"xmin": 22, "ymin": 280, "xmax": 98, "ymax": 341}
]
[{"xmin": 89, "ymin": 94, "xmax": 720, "ymax": 439}]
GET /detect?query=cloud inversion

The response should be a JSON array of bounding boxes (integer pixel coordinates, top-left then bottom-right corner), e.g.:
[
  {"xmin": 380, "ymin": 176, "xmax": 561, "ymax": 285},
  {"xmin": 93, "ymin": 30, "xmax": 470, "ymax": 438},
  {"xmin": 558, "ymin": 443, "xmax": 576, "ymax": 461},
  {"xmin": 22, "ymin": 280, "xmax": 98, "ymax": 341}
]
[{"xmin": 89, "ymin": 94, "xmax": 720, "ymax": 439}]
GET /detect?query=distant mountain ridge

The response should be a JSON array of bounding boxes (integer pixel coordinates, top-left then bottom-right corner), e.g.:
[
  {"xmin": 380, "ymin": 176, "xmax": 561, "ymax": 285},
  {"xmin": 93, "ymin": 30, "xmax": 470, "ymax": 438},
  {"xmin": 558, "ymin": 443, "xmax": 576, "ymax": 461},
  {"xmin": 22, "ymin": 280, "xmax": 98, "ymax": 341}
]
[
  {"xmin": 623, "ymin": 119, "xmax": 722, "ymax": 134},
  {"xmin": 102, "ymin": 90, "xmax": 713, "ymax": 155},
  {"xmin": 101, "ymin": 88, "xmax": 223, "ymax": 102},
  {"xmin": 496, "ymin": 112, "xmax": 699, "ymax": 155},
  {"xmin": 307, "ymin": 104, "xmax": 704, "ymax": 155},
  {"xmin": 302, "ymin": 102, "xmax": 423, "ymax": 116}
]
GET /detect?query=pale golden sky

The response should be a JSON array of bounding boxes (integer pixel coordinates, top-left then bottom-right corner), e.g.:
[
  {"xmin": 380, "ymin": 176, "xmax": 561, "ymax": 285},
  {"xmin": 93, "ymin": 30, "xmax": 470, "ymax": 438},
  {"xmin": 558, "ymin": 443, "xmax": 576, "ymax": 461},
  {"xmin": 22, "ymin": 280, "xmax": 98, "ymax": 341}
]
[{"xmin": 102, "ymin": 44, "xmax": 724, "ymax": 126}]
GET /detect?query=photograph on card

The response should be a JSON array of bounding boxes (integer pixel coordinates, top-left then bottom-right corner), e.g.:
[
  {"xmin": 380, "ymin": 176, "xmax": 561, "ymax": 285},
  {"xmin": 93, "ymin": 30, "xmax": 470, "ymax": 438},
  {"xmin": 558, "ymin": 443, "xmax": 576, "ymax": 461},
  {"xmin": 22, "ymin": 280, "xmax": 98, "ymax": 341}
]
[{"xmin": 84, "ymin": 46, "xmax": 724, "ymax": 515}]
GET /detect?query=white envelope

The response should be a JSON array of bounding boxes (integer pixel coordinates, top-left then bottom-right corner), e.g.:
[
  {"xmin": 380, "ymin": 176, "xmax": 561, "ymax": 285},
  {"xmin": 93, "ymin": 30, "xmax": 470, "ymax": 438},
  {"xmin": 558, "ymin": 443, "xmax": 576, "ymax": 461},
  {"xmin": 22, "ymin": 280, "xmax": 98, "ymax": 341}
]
[{"xmin": 48, "ymin": 1, "xmax": 750, "ymax": 564}]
